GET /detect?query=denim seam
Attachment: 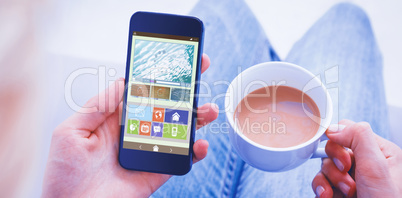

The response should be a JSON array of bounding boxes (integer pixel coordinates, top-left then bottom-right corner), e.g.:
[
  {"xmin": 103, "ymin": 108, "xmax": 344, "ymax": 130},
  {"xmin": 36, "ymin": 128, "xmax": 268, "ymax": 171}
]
[{"xmin": 221, "ymin": 148, "xmax": 245, "ymax": 198}]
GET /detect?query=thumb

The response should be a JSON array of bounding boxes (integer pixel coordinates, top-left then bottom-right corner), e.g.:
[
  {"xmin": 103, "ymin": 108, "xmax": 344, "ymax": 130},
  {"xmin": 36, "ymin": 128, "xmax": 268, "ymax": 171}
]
[{"xmin": 326, "ymin": 120, "xmax": 386, "ymax": 165}]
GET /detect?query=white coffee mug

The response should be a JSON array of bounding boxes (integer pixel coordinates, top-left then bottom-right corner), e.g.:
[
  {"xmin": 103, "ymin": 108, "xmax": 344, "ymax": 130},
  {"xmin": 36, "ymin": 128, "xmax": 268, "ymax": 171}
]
[{"xmin": 225, "ymin": 62, "xmax": 333, "ymax": 172}]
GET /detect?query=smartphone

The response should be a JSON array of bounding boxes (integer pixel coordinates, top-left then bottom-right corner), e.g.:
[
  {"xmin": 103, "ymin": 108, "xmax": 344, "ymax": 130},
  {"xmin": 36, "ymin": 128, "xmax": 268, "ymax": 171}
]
[{"xmin": 118, "ymin": 11, "xmax": 204, "ymax": 175}]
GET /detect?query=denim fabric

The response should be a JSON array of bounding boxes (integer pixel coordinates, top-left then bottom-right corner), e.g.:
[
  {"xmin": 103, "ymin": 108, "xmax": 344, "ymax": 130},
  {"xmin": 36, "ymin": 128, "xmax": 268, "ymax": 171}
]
[
  {"xmin": 286, "ymin": 3, "xmax": 389, "ymax": 138},
  {"xmin": 152, "ymin": 1, "xmax": 389, "ymax": 197}
]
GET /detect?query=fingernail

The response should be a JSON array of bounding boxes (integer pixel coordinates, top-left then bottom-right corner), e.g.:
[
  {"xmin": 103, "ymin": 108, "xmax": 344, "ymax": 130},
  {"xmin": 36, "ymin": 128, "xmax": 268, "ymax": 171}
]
[
  {"xmin": 333, "ymin": 157, "xmax": 344, "ymax": 172},
  {"xmin": 327, "ymin": 124, "xmax": 346, "ymax": 133},
  {"xmin": 316, "ymin": 185, "xmax": 325, "ymax": 197},
  {"xmin": 338, "ymin": 182, "xmax": 350, "ymax": 196}
]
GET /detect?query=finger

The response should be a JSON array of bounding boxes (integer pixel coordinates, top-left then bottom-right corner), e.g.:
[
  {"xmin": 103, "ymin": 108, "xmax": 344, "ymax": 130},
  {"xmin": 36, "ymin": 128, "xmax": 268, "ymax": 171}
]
[
  {"xmin": 57, "ymin": 78, "xmax": 125, "ymax": 136},
  {"xmin": 338, "ymin": 119, "xmax": 355, "ymax": 127},
  {"xmin": 312, "ymin": 172, "xmax": 333, "ymax": 198},
  {"xmin": 347, "ymin": 149, "xmax": 356, "ymax": 178},
  {"xmin": 325, "ymin": 140, "xmax": 352, "ymax": 173},
  {"xmin": 201, "ymin": 54, "xmax": 210, "ymax": 74},
  {"xmin": 321, "ymin": 158, "xmax": 356, "ymax": 197},
  {"xmin": 332, "ymin": 188, "xmax": 345, "ymax": 198},
  {"xmin": 326, "ymin": 120, "xmax": 386, "ymax": 166},
  {"xmin": 196, "ymin": 103, "xmax": 219, "ymax": 130},
  {"xmin": 192, "ymin": 139, "xmax": 209, "ymax": 164}
]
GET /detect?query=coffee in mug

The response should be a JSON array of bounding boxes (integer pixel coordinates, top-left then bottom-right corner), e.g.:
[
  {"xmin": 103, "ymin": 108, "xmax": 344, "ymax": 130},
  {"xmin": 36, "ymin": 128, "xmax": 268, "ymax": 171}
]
[
  {"xmin": 234, "ymin": 85, "xmax": 320, "ymax": 148},
  {"xmin": 226, "ymin": 62, "xmax": 333, "ymax": 172}
]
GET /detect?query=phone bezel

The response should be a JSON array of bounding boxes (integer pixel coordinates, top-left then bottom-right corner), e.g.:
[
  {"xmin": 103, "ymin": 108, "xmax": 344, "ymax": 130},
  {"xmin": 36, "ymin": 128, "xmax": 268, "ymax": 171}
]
[{"xmin": 118, "ymin": 11, "xmax": 204, "ymax": 175}]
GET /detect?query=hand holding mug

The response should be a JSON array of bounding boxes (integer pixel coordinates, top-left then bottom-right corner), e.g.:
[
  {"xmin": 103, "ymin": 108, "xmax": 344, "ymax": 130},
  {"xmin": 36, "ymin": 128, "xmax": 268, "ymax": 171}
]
[
  {"xmin": 312, "ymin": 120, "xmax": 402, "ymax": 197},
  {"xmin": 225, "ymin": 62, "xmax": 333, "ymax": 172}
]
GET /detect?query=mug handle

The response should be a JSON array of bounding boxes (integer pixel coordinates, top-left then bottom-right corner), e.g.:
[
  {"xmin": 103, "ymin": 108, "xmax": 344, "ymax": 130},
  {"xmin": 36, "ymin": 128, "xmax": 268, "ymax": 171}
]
[{"xmin": 311, "ymin": 133, "xmax": 329, "ymax": 158}]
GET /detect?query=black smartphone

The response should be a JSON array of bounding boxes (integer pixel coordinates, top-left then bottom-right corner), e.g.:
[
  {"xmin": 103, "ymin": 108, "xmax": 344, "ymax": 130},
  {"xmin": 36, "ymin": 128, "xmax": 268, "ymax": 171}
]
[{"xmin": 118, "ymin": 11, "xmax": 204, "ymax": 175}]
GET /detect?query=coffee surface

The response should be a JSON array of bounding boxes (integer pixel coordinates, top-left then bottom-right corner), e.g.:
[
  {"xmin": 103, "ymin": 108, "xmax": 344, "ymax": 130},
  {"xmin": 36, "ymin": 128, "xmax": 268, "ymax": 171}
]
[{"xmin": 235, "ymin": 86, "xmax": 320, "ymax": 148}]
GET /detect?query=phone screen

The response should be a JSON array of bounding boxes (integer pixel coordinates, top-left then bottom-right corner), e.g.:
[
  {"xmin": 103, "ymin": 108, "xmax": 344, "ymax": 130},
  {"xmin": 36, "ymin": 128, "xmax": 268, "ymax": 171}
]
[{"xmin": 122, "ymin": 31, "xmax": 199, "ymax": 156}]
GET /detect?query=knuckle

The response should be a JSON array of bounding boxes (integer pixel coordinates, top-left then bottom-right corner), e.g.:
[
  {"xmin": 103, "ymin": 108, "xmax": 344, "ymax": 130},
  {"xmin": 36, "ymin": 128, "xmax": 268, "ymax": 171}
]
[
  {"xmin": 339, "ymin": 119, "xmax": 353, "ymax": 125},
  {"xmin": 352, "ymin": 122, "xmax": 372, "ymax": 136},
  {"xmin": 321, "ymin": 158, "xmax": 332, "ymax": 168},
  {"xmin": 321, "ymin": 158, "xmax": 340, "ymax": 177},
  {"xmin": 312, "ymin": 172, "xmax": 323, "ymax": 186},
  {"xmin": 339, "ymin": 119, "xmax": 349, "ymax": 124},
  {"xmin": 325, "ymin": 141, "xmax": 335, "ymax": 154},
  {"xmin": 325, "ymin": 140, "xmax": 336, "ymax": 150}
]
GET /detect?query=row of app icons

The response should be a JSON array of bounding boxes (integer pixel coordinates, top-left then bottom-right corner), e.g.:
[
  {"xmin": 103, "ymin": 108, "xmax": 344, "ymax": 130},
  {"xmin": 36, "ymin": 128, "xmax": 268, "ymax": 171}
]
[
  {"xmin": 131, "ymin": 83, "xmax": 190, "ymax": 102},
  {"xmin": 126, "ymin": 119, "xmax": 188, "ymax": 140},
  {"xmin": 127, "ymin": 104, "xmax": 189, "ymax": 125}
]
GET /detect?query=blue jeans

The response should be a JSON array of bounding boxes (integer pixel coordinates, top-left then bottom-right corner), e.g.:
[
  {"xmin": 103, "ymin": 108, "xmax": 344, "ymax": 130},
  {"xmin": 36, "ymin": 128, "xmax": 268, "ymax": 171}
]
[{"xmin": 152, "ymin": 0, "xmax": 389, "ymax": 197}]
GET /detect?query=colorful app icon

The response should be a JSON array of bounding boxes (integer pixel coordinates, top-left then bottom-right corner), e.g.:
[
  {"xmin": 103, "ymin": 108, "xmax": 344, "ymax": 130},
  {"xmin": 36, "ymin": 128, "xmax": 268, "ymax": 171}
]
[
  {"xmin": 139, "ymin": 121, "xmax": 151, "ymax": 136},
  {"xmin": 127, "ymin": 104, "xmax": 152, "ymax": 121},
  {"xmin": 163, "ymin": 123, "xmax": 188, "ymax": 140},
  {"xmin": 152, "ymin": 107, "xmax": 165, "ymax": 122},
  {"xmin": 151, "ymin": 122, "xmax": 163, "ymax": 137},
  {"xmin": 164, "ymin": 109, "xmax": 189, "ymax": 124},
  {"xmin": 126, "ymin": 119, "xmax": 139, "ymax": 135}
]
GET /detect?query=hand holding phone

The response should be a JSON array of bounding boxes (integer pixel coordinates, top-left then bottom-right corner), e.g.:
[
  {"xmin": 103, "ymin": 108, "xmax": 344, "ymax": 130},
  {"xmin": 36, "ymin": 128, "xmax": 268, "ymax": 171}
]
[
  {"xmin": 42, "ymin": 54, "xmax": 216, "ymax": 197},
  {"xmin": 42, "ymin": 12, "xmax": 218, "ymax": 197}
]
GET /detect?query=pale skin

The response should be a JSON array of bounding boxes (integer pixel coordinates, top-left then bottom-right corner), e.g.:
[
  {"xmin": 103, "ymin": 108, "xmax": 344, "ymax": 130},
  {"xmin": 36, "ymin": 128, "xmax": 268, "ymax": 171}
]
[
  {"xmin": 312, "ymin": 120, "xmax": 402, "ymax": 198},
  {"xmin": 42, "ymin": 54, "xmax": 218, "ymax": 197}
]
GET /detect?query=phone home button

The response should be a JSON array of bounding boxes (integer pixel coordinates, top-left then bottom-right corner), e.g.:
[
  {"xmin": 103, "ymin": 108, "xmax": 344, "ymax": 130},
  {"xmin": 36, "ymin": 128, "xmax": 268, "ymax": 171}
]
[{"xmin": 153, "ymin": 145, "xmax": 159, "ymax": 152}]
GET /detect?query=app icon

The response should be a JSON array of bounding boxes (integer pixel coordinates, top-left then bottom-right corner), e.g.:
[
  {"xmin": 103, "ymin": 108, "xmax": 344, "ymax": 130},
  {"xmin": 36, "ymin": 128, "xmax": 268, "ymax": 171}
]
[
  {"xmin": 152, "ymin": 107, "xmax": 165, "ymax": 122},
  {"xmin": 128, "ymin": 105, "xmax": 152, "ymax": 121},
  {"xmin": 164, "ymin": 109, "xmax": 189, "ymax": 124},
  {"xmin": 139, "ymin": 121, "xmax": 151, "ymax": 136},
  {"xmin": 126, "ymin": 119, "xmax": 139, "ymax": 135},
  {"xmin": 151, "ymin": 122, "xmax": 163, "ymax": 137},
  {"xmin": 163, "ymin": 123, "xmax": 188, "ymax": 140}
]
